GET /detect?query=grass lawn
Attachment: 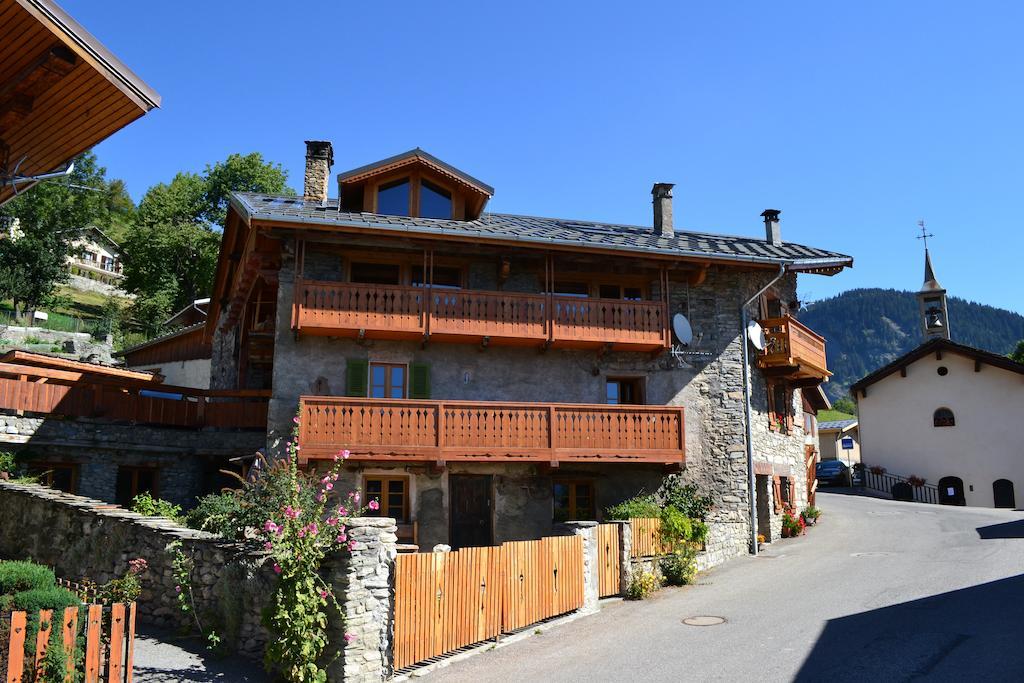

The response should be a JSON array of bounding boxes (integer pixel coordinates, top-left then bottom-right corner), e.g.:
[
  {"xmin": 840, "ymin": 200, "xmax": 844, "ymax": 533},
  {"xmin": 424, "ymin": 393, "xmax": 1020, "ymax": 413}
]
[{"xmin": 817, "ymin": 409, "xmax": 856, "ymax": 422}]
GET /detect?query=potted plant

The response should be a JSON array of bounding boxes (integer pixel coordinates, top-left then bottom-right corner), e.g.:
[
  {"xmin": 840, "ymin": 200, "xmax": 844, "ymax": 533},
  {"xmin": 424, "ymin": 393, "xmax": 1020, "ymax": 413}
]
[
  {"xmin": 907, "ymin": 475, "xmax": 927, "ymax": 487},
  {"xmin": 781, "ymin": 511, "xmax": 804, "ymax": 538},
  {"xmin": 757, "ymin": 533, "xmax": 766, "ymax": 551},
  {"xmin": 869, "ymin": 465, "xmax": 886, "ymax": 475},
  {"xmin": 801, "ymin": 506, "xmax": 821, "ymax": 527}
]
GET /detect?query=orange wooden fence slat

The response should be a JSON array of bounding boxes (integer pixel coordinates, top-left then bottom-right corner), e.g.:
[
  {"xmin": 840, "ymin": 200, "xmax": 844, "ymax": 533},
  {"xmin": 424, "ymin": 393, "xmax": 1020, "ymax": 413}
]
[
  {"xmin": 63, "ymin": 606, "xmax": 79, "ymax": 682},
  {"xmin": 7, "ymin": 611, "xmax": 26, "ymax": 683},
  {"xmin": 83, "ymin": 604, "xmax": 102, "ymax": 683},
  {"xmin": 629, "ymin": 517, "xmax": 663, "ymax": 558},
  {"xmin": 597, "ymin": 524, "xmax": 621, "ymax": 597},
  {"xmin": 107, "ymin": 603, "xmax": 125, "ymax": 683},
  {"xmin": 33, "ymin": 609, "xmax": 53, "ymax": 679}
]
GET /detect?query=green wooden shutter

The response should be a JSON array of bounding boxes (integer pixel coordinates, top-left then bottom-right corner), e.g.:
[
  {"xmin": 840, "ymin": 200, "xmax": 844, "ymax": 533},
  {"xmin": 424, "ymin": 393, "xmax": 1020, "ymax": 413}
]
[
  {"xmin": 345, "ymin": 359, "xmax": 369, "ymax": 397},
  {"xmin": 409, "ymin": 363, "xmax": 430, "ymax": 399}
]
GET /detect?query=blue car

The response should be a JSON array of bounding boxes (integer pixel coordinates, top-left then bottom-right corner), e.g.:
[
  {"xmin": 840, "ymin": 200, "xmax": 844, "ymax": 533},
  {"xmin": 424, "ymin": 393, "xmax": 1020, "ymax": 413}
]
[{"xmin": 816, "ymin": 460, "xmax": 852, "ymax": 487}]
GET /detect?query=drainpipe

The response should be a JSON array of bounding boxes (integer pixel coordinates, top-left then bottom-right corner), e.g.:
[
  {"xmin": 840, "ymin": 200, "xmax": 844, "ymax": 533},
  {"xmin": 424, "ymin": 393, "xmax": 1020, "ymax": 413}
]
[{"xmin": 741, "ymin": 263, "xmax": 788, "ymax": 556}]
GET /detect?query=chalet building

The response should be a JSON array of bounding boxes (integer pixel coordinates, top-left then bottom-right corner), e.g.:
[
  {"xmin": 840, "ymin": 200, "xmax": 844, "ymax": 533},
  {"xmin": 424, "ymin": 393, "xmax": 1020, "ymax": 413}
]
[
  {"xmin": 119, "ymin": 299, "xmax": 212, "ymax": 388},
  {"xmin": 67, "ymin": 227, "xmax": 125, "ymax": 293},
  {"xmin": 206, "ymin": 142, "xmax": 851, "ymax": 556},
  {"xmin": 853, "ymin": 249, "xmax": 1023, "ymax": 508}
]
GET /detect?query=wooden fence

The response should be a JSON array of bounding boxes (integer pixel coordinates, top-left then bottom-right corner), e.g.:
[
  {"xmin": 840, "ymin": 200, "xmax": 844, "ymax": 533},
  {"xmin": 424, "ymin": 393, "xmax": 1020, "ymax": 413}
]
[
  {"xmin": 3, "ymin": 602, "xmax": 136, "ymax": 682},
  {"xmin": 393, "ymin": 535, "xmax": 583, "ymax": 671},
  {"xmin": 596, "ymin": 524, "xmax": 621, "ymax": 598},
  {"xmin": 629, "ymin": 517, "xmax": 664, "ymax": 558}
]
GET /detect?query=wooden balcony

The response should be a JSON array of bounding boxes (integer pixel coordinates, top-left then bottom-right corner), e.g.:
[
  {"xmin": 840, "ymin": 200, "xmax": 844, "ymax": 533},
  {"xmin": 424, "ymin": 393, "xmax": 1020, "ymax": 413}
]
[
  {"xmin": 292, "ymin": 279, "xmax": 669, "ymax": 351},
  {"xmin": 757, "ymin": 316, "xmax": 830, "ymax": 381},
  {"xmin": 298, "ymin": 396, "xmax": 685, "ymax": 464}
]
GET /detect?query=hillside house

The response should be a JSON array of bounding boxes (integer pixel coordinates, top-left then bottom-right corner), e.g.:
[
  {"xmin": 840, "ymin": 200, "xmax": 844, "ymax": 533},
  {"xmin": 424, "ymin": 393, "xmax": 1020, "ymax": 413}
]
[
  {"xmin": 205, "ymin": 142, "xmax": 851, "ymax": 555},
  {"xmin": 68, "ymin": 227, "xmax": 124, "ymax": 291}
]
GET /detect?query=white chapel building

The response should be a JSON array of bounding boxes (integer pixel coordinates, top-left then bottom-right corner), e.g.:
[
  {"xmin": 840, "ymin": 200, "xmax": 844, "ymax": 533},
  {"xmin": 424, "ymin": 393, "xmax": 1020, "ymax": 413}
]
[{"xmin": 851, "ymin": 249, "xmax": 1024, "ymax": 508}]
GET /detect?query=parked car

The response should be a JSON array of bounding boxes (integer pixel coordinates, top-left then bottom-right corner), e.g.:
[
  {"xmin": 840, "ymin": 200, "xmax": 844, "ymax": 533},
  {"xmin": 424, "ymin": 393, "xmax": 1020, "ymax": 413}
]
[{"xmin": 816, "ymin": 460, "xmax": 852, "ymax": 487}]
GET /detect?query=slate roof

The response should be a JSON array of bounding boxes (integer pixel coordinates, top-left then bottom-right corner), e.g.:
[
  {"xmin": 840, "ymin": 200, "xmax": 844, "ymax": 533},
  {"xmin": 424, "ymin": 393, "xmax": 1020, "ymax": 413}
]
[
  {"xmin": 230, "ymin": 193, "xmax": 853, "ymax": 270},
  {"xmin": 818, "ymin": 419, "xmax": 858, "ymax": 432}
]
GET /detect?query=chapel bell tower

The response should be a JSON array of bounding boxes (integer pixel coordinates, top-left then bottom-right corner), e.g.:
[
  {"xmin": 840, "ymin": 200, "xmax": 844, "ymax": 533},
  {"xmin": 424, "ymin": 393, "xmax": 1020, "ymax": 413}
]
[{"xmin": 916, "ymin": 224, "xmax": 950, "ymax": 341}]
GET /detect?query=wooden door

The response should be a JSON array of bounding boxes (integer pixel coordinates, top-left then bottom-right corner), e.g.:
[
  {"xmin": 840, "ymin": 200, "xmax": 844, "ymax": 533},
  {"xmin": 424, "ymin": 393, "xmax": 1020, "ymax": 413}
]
[
  {"xmin": 938, "ymin": 476, "xmax": 966, "ymax": 506},
  {"xmin": 450, "ymin": 474, "xmax": 492, "ymax": 549},
  {"xmin": 993, "ymin": 479, "xmax": 1016, "ymax": 509}
]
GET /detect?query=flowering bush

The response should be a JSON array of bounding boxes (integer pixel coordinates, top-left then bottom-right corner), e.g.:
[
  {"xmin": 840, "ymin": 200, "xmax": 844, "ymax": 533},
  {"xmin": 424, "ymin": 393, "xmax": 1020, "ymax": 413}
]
[
  {"xmin": 781, "ymin": 511, "xmax": 805, "ymax": 538},
  {"xmin": 261, "ymin": 414, "xmax": 366, "ymax": 683},
  {"xmin": 98, "ymin": 557, "xmax": 147, "ymax": 604},
  {"xmin": 868, "ymin": 465, "xmax": 886, "ymax": 475}
]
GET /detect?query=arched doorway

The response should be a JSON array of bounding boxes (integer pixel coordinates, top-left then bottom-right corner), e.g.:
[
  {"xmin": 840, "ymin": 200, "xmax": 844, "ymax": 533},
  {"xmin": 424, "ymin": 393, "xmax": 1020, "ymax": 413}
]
[
  {"xmin": 891, "ymin": 482, "xmax": 914, "ymax": 502},
  {"xmin": 938, "ymin": 476, "xmax": 966, "ymax": 506},
  {"xmin": 993, "ymin": 479, "xmax": 1016, "ymax": 509}
]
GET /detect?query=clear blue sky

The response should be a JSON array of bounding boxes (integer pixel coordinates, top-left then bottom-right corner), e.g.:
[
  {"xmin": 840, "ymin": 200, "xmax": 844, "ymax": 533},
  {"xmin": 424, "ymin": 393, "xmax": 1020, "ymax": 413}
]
[{"xmin": 63, "ymin": 0, "xmax": 1024, "ymax": 313}]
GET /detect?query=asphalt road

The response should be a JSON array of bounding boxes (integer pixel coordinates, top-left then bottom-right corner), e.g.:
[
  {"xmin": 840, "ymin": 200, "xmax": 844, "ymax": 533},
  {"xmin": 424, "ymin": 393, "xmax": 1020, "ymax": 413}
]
[{"xmin": 424, "ymin": 491, "xmax": 1024, "ymax": 683}]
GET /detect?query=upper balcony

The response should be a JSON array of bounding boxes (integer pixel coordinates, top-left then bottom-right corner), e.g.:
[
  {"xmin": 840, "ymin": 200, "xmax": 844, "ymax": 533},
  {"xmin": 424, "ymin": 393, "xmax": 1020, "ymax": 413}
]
[
  {"xmin": 292, "ymin": 279, "xmax": 670, "ymax": 352},
  {"xmin": 757, "ymin": 315, "xmax": 830, "ymax": 381},
  {"xmin": 297, "ymin": 396, "xmax": 685, "ymax": 465}
]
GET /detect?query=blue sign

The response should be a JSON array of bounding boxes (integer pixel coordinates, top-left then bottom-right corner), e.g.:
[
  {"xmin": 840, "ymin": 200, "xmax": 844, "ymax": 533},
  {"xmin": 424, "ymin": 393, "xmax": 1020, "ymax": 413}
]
[{"xmin": 841, "ymin": 437, "xmax": 855, "ymax": 450}]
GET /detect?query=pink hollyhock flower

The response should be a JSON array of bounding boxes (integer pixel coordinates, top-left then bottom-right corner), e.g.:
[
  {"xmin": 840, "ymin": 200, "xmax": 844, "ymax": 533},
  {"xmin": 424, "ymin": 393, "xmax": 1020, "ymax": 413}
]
[
  {"xmin": 336, "ymin": 533, "xmax": 347, "ymax": 543},
  {"xmin": 264, "ymin": 520, "xmax": 279, "ymax": 533},
  {"xmin": 348, "ymin": 540, "xmax": 357, "ymax": 551},
  {"xmin": 308, "ymin": 523, "xmax": 319, "ymax": 536},
  {"xmin": 293, "ymin": 416, "xmax": 301, "ymax": 424},
  {"xmin": 319, "ymin": 590, "xmax": 328, "ymax": 599},
  {"xmin": 273, "ymin": 564, "xmax": 282, "ymax": 574},
  {"xmin": 353, "ymin": 491, "xmax": 361, "ymax": 503},
  {"xmin": 316, "ymin": 493, "xmax": 325, "ymax": 503},
  {"xmin": 337, "ymin": 506, "xmax": 348, "ymax": 517},
  {"xmin": 298, "ymin": 529, "xmax": 306, "ymax": 538},
  {"xmin": 326, "ymin": 517, "xmax": 338, "ymax": 527},
  {"xmin": 175, "ymin": 585, "xmax": 182, "ymax": 593},
  {"xmin": 283, "ymin": 506, "xmax": 300, "ymax": 520},
  {"xmin": 321, "ymin": 475, "xmax": 331, "ymax": 484},
  {"xmin": 368, "ymin": 499, "xmax": 380, "ymax": 511},
  {"xmin": 263, "ymin": 541, "xmax": 273, "ymax": 551},
  {"xmin": 344, "ymin": 633, "xmax": 356, "ymax": 644}
]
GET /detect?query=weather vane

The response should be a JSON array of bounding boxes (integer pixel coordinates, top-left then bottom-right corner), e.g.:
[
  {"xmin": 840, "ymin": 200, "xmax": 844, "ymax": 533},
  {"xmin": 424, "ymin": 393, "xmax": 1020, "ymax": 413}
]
[{"xmin": 916, "ymin": 220, "xmax": 934, "ymax": 250}]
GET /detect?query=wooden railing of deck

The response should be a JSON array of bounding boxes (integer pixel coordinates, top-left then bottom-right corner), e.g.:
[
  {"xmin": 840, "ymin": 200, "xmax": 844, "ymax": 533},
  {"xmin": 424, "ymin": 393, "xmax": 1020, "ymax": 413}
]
[
  {"xmin": 759, "ymin": 315, "xmax": 829, "ymax": 374},
  {"xmin": 292, "ymin": 279, "xmax": 670, "ymax": 349},
  {"xmin": 298, "ymin": 396, "xmax": 685, "ymax": 464}
]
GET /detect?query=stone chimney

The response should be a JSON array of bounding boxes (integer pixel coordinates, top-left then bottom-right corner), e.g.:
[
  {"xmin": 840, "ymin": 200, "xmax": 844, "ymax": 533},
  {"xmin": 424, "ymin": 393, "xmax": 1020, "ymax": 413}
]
[
  {"xmin": 761, "ymin": 209, "xmax": 781, "ymax": 245},
  {"xmin": 652, "ymin": 183, "xmax": 675, "ymax": 237},
  {"xmin": 303, "ymin": 140, "xmax": 334, "ymax": 203}
]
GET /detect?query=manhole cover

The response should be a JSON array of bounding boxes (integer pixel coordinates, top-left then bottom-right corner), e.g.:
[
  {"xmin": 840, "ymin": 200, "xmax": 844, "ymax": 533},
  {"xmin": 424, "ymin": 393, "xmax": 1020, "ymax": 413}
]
[
  {"xmin": 850, "ymin": 552, "xmax": 892, "ymax": 558},
  {"xmin": 682, "ymin": 616, "xmax": 726, "ymax": 626}
]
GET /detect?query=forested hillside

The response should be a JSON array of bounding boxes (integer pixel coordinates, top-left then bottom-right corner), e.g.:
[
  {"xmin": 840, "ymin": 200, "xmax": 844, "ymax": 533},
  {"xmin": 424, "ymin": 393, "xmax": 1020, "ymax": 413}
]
[{"xmin": 800, "ymin": 288, "xmax": 1024, "ymax": 400}]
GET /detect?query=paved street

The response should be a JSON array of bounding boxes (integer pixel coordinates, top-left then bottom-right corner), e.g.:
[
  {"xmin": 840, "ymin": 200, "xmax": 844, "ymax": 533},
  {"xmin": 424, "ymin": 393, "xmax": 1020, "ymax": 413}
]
[{"xmin": 425, "ymin": 491, "xmax": 1024, "ymax": 683}]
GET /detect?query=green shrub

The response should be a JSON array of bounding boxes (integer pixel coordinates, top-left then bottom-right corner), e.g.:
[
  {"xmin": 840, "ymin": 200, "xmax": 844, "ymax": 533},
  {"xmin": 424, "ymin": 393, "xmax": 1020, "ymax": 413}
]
[
  {"xmin": 184, "ymin": 492, "xmax": 244, "ymax": 537},
  {"xmin": 0, "ymin": 451, "xmax": 16, "ymax": 475},
  {"xmin": 659, "ymin": 506, "xmax": 692, "ymax": 547},
  {"xmin": 10, "ymin": 586, "xmax": 80, "ymax": 612},
  {"xmin": 689, "ymin": 519, "xmax": 709, "ymax": 546},
  {"xmin": 131, "ymin": 492, "xmax": 182, "ymax": 520},
  {"xmin": 605, "ymin": 494, "xmax": 661, "ymax": 520},
  {"xmin": 0, "ymin": 560, "xmax": 55, "ymax": 594},
  {"xmin": 660, "ymin": 544, "xmax": 699, "ymax": 586},
  {"xmin": 658, "ymin": 477, "xmax": 713, "ymax": 520},
  {"xmin": 24, "ymin": 336, "xmax": 43, "ymax": 345},
  {"xmin": 626, "ymin": 570, "xmax": 660, "ymax": 600}
]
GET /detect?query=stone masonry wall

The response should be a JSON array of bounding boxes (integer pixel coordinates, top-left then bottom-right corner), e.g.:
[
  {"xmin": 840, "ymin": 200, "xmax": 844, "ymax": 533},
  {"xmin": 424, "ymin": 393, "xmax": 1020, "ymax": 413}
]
[{"xmin": 0, "ymin": 482, "xmax": 275, "ymax": 658}]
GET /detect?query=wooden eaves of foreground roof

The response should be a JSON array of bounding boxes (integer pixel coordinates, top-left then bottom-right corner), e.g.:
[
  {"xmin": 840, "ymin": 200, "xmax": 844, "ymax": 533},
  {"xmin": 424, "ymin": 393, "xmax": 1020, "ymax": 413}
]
[{"xmin": 0, "ymin": 0, "xmax": 160, "ymax": 205}]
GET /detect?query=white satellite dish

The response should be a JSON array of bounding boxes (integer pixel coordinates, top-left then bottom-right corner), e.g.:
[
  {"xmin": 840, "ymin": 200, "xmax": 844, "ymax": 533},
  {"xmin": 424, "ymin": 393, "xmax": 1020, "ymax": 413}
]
[
  {"xmin": 672, "ymin": 313, "xmax": 693, "ymax": 346},
  {"xmin": 746, "ymin": 320, "xmax": 765, "ymax": 351}
]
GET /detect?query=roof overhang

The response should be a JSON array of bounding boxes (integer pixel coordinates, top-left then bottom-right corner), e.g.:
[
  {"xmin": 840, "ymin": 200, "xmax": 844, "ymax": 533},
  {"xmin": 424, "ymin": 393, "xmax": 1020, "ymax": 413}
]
[
  {"xmin": 0, "ymin": 0, "xmax": 160, "ymax": 206},
  {"xmin": 0, "ymin": 349, "xmax": 159, "ymax": 382},
  {"xmin": 337, "ymin": 148, "xmax": 494, "ymax": 197}
]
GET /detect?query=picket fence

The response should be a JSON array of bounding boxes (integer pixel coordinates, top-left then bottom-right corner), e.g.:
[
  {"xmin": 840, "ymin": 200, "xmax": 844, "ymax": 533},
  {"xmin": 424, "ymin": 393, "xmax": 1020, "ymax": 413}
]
[
  {"xmin": 3, "ymin": 602, "xmax": 136, "ymax": 682},
  {"xmin": 392, "ymin": 535, "xmax": 583, "ymax": 670}
]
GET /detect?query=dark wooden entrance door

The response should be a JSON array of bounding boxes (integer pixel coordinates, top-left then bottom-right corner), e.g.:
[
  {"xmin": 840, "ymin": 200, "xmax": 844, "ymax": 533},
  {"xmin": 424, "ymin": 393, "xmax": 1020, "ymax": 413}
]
[
  {"xmin": 938, "ymin": 476, "xmax": 966, "ymax": 506},
  {"xmin": 993, "ymin": 479, "xmax": 1016, "ymax": 508},
  {"xmin": 450, "ymin": 474, "xmax": 492, "ymax": 549}
]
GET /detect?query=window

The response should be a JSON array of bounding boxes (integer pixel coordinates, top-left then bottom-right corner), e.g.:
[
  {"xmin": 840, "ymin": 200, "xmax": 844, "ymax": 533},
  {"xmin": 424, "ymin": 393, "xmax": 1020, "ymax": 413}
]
[
  {"xmin": 803, "ymin": 412, "xmax": 816, "ymax": 436},
  {"xmin": 762, "ymin": 295, "xmax": 784, "ymax": 319},
  {"xmin": 549, "ymin": 280, "xmax": 587, "ymax": 297},
  {"xmin": 598, "ymin": 284, "xmax": 643, "ymax": 301},
  {"xmin": 28, "ymin": 464, "xmax": 77, "ymax": 494},
  {"xmin": 411, "ymin": 265, "xmax": 463, "ymax": 289},
  {"xmin": 779, "ymin": 476, "xmax": 792, "ymax": 505},
  {"xmin": 377, "ymin": 178, "xmax": 410, "ymax": 215},
  {"xmin": 767, "ymin": 383, "xmax": 792, "ymax": 433},
  {"xmin": 552, "ymin": 481, "xmax": 595, "ymax": 522},
  {"xmin": 606, "ymin": 377, "xmax": 644, "ymax": 405},
  {"xmin": 115, "ymin": 466, "xmax": 158, "ymax": 507},
  {"xmin": 349, "ymin": 261, "xmax": 402, "ymax": 285},
  {"xmin": 370, "ymin": 363, "xmax": 406, "ymax": 399},
  {"xmin": 363, "ymin": 476, "xmax": 410, "ymax": 521},
  {"xmin": 933, "ymin": 407, "xmax": 955, "ymax": 427},
  {"xmin": 420, "ymin": 180, "xmax": 453, "ymax": 219}
]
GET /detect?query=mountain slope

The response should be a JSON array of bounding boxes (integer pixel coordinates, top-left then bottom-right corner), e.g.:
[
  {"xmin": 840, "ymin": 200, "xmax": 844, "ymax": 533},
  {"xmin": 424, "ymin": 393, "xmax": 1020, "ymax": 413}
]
[{"xmin": 800, "ymin": 288, "xmax": 1024, "ymax": 400}]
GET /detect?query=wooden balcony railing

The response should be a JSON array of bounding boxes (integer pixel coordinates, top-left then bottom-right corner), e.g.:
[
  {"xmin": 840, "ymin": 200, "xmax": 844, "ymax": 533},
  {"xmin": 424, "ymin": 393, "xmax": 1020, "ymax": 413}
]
[
  {"xmin": 298, "ymin": 396, "xmax": 685, "ymax": 464},
  {"xmin": 758, "ymin": 316, "xmax": 829, "ymax": 378},
  {"xmin": 292, "ymin": 279, "xmax": 669, "ymax": 351}
]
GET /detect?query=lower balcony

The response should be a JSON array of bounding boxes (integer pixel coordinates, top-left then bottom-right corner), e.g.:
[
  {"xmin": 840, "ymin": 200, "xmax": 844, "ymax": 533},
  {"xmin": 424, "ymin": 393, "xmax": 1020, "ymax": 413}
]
[
  {"xmin": 757, "ymin": 315, "xmax": 830, "ymax": 381},
  {"xmin": 297, "ymin": 396, "xmax": 685, "ymax": 465},
  {"xmin": 292, "ymin": 279, "xmax": 669, "ymax": 352}
]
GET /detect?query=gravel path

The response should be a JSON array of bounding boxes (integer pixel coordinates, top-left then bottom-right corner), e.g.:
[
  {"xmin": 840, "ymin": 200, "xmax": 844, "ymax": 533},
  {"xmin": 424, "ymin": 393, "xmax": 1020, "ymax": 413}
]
[{"xmin": 133, "ymin": 631, "xmax": 270, "ymax": 682}]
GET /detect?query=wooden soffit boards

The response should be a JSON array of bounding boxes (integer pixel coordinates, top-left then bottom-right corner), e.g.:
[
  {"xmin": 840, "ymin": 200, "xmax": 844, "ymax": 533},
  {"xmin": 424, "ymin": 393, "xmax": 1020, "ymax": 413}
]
[{"xmin": 0, "ymin": 0, "xmax": 160, "ymax": 206}]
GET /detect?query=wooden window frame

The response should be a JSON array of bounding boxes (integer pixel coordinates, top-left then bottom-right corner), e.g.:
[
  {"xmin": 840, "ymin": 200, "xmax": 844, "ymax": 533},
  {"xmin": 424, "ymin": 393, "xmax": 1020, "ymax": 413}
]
[
  {"xmin": 116, "ymin": 465, "xmax": 159, "ymax": 505},
  {"xmin": 552, "ymin": 479, "xmax": 596, "ymax": 522},
  {"xmin": 767, "ymin": 382, "xmax": 794, "ymax": 434},
  {"xmin": 363, "ymin": 475, "xmax": 411, "ymax": 522},
  {"xmin": 341, "ymin": 251, "xmax": 467, "ymax": 289},
  {"xmin": 545, "ymin": 271, "xmax": 651, "ymax": 301},
  {"xmin": 364, "ymin": 168, "xmax": 465, "ymax": 220},
  {"xmin": 369, "ymin": 362, "xmax": 408, "ymax": 399},
  {"xmin": 606, "ymin": 376, "xmax": 645, "ymax": 405},
  {"xmin": 27, "ymin": 462, "xmax": 78, "ymax": 494}
]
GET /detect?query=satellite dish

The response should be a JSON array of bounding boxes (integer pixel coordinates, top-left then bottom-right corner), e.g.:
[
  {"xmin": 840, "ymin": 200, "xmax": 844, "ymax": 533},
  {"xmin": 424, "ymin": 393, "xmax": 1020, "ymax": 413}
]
[
  {"xmin": 746, "ymin": 320, "xmax": 765, "ymax": 351},
  {"xmin": 672, "ymin": 313, "xmax": 693, "ymax": 346}
]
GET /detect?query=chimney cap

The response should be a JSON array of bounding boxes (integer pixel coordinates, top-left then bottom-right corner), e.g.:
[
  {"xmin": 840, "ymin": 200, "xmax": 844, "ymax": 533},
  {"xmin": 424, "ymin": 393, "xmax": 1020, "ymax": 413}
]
[
  {"xmin": 305, "ymin": 140, "xmax": 334, "ymax": 165},
  {"xmin": 652, "ymin": 182, "xmax": 675, "ymax": 198},
  {"xmin": 760, "ymin": 209, "xmax": 781, "ymax": 220}
]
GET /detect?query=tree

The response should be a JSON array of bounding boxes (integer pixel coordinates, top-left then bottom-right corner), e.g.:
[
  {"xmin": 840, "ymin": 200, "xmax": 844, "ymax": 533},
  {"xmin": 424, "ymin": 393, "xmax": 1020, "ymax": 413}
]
[
  {"xmin": 831, "ymin": 396, "xmax": 858, "ymax": 415},
  {"xmin": 0, "ymin": 152, "xmax": 115, "ymax": 316},
  {"xmin": 120, "ymin": 153, "xmax": 292, "ymax": 330},
  {"xmin": 1010, "ymin": 340, "xmax": 1024, "ymax": 364}
]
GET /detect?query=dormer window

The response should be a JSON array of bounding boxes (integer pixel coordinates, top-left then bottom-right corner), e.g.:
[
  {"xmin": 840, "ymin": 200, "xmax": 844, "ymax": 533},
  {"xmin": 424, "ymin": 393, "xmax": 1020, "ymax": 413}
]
[
  {"xmin": 420, "ymin": 179, "xmax": 452, "ymax": 219},
  {"xmin": 377, "ymin": 178, "xmax": 411, "ymax": 216}
]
